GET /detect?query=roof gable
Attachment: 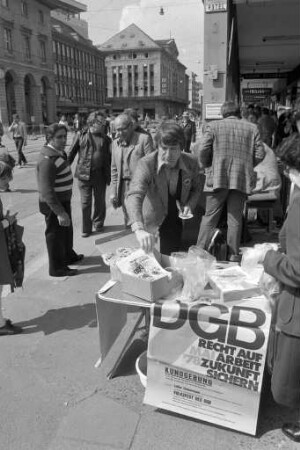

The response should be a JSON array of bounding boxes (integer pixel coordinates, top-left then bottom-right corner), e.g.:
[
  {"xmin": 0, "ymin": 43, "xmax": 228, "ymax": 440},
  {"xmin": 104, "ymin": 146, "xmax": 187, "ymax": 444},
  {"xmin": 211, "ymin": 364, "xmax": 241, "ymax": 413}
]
[
  {"xmin": 155, "ymin": 39, "xmax": 179, "ymax": 58},
  {"xmin": 98, "ymin": 23, "xmax": 161, "ymax": 52}
]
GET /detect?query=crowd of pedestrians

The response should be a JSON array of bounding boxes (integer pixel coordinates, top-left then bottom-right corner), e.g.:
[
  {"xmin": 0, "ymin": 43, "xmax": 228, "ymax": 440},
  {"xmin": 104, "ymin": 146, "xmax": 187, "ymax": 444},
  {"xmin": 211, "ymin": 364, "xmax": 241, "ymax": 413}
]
[{"xmin": 2, "ymin": 101, "xmax": 300, "ymax": 442}]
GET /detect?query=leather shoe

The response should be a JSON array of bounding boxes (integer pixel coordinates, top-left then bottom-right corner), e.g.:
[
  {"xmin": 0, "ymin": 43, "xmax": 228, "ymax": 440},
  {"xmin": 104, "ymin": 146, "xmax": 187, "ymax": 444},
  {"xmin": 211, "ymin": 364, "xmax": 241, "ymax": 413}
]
[
  {"xmin": 94, "ymin": 223, "xmax": 104, "ymax": 231},
  {"xmin": 50, "ymin": 268, "xmax": 78, "ymax": 277},
  {"xmin": 67, "ymin": 254, "xmax": 84, "ymax": 264},
  {"xmin": 81, "ymin": 232, "xmax": 91, "ymax": 238},
  {"xmin": 0, "ymin": 319, "xmax": 23, "ymax": 336},
  {"xmin": 282, "ymin": 423, "xmax": 300, "ymax": 442}
]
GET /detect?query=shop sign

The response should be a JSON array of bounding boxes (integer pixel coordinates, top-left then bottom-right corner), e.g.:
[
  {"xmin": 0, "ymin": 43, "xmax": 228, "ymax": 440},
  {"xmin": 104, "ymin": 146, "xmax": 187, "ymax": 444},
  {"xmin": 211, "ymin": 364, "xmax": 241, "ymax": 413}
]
[
  {"xmin": 242, "ymin": 88, "xmax": 272, "ymax": 103},
  {"xmin": 144, "ymin": 298, "xmax": 271, "ymax": 435},
  {"xmin": 205, "ymin": 0, "xmax": 227, "ymax": 13},
  {"xmin": 242, "ymin": 88, "xmax": 272, "ymax": 96},
  {"xmin": 205, "ymin": 103, "xmax": 223, "ymax": 120},
  {"xmin": 242, "ymin": 73, "xmax": 288, "ymax": 80}
]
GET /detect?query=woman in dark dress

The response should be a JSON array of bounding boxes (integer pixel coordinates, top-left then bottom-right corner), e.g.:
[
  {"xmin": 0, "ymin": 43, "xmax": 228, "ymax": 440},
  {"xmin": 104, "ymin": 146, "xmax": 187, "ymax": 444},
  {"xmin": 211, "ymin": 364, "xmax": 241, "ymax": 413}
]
[{"xmin": 257, "ymin": 133, "xmax": 300, "ymax": 442}]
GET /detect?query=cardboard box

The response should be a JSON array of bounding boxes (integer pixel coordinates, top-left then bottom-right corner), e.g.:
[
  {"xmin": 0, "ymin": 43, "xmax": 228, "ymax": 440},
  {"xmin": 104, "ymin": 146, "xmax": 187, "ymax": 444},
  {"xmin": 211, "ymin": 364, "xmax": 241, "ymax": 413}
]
[
  {"xmin": 121, "ymin": 271, "xmax": 179, "ymax": 302},
  {"xmin": 208, "ymin": 266, "xmax": 260, "ymax": 302},
  {"xmin": 116, "ymin": 249, "xmax": 179, "ymax": 302}
]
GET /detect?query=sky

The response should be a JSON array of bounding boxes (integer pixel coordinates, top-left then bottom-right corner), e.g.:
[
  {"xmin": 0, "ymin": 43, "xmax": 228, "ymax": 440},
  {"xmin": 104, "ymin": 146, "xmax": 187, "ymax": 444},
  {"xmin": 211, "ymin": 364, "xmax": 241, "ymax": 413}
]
[{"xmin": 82, "ymin": 0, "xmax": 204, "ymax": 80}]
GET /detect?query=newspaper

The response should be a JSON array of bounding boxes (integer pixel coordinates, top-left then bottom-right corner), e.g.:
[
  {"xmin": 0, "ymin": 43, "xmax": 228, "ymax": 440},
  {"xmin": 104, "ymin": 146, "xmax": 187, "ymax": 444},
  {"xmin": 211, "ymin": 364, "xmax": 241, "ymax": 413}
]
[{"xmin": 116, "ymin": 249, "xmax": 170, "ymax": 281}]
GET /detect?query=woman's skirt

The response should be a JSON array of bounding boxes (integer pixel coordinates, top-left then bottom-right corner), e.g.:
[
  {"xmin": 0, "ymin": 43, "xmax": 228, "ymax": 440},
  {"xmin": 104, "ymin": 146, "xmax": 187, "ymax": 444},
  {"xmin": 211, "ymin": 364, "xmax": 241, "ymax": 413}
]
[{"xmin": 271, "ymin": 331, "xmax": 300, "ymax": 408}]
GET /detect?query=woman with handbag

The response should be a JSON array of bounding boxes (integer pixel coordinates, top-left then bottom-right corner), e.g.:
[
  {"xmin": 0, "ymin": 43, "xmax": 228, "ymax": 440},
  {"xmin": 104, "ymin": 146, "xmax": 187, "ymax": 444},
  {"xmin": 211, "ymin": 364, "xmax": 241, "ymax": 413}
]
[{"xmin": 0, "ymin": 162, "xmax": 22, "ymax": 335}]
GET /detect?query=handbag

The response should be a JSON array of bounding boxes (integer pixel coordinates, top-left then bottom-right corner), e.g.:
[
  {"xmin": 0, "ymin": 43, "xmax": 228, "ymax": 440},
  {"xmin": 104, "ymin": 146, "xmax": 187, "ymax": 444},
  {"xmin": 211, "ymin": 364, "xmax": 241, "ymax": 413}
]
[{"xmin": 4, "ymin": 222, "xmax": 26, "ymax": 291}]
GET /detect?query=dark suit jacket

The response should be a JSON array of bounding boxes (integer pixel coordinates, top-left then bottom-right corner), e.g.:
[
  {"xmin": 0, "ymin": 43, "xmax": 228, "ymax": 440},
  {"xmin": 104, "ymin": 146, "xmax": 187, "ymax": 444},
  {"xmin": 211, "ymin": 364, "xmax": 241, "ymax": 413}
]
[
  {"xmin": 198, "ymin": 117, "xmax": 265, "ymax": 194},
  {"xmin": 182, "ymin": 120, "xmax": 196, "ymax": 143},
  {"xmin": 111, "ymin": 131, "xmax": 153, "ymax": 204},
  {"xmin": 263, "ymin": 185, "xmax": 300, "ymax": 336},
  {"xmin": 126, "ymin": 151, "xmax": 202, "ymax": 232}
]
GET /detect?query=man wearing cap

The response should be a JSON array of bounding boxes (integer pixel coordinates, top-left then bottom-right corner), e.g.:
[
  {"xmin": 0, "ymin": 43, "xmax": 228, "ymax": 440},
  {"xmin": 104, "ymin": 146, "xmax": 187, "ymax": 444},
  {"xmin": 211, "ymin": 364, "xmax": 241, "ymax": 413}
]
[
  {"xmin": 110, "ymin": 113, "xmax": 153, "ymax": 227},
  {"xmin": 181, "ymin": 111, "xmax": 196, "ymax": 153}
]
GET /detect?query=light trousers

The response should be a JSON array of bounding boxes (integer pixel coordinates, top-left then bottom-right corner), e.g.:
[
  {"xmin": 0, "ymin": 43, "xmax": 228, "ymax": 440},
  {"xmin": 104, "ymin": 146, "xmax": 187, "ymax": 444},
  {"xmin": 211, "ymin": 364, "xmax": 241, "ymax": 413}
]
[{"xmin": 197, "ymin": 189, "xmax": 247, "ymax": 257}]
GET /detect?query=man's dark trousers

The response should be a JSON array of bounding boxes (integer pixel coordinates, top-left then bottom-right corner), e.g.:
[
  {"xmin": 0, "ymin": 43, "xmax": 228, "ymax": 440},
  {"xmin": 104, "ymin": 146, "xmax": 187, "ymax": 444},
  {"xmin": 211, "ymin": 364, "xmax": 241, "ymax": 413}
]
[
  {"xmin": 14, "ymin": 137, "xmax": 27, "ymax": 165},
  {"xmin": 78, "ymin": 169, "xmax": 107, "ymax": 233},
  {"xmin": 39, "ymin": 200, "xmax": 75, "ymax": 275},
  {"xmin": 197, "ymin": 189, "xmax": 247, "ymax": 257},
  {"xmin": 159, "ymin": 171, "xmax": 183, "ymax": 255}
]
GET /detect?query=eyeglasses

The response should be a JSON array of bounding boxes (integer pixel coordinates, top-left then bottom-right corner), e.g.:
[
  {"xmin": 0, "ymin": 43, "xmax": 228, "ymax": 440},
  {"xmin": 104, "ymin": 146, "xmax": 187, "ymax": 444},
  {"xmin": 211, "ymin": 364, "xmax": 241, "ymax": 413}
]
[
  {"xmin": 93, "ymin": 119, "xmax": 106, "ymax": 125},
  {"xmin": 116, "ymin": 124, "xmax": 130, "ymax": 132}
]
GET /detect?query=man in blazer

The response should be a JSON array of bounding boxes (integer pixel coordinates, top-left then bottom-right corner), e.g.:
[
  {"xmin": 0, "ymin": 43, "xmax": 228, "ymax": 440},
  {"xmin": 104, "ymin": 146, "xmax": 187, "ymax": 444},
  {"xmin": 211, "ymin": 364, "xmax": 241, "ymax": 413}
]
[
  {"xmin": 110, "ymin": 113, "xmax": 153, "ymax": 226},
  {"xmin": 126, "ymin": 122, "xmax": 201, "ymax": 255},
  {"xmin": 197, "ymin": 101, "xmax": 265, "ymax": 261}
]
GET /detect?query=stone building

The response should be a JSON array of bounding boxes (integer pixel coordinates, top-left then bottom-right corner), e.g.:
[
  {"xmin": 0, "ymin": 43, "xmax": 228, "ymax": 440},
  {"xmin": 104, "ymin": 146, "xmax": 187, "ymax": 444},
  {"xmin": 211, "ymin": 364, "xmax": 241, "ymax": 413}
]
[
  {"xmin": 0, "ymin": 0, "xmax": 85, "ymax": 127},
  {"xmin": 202, "ymin": 0, "xmax": 300, "ymax": 120},
  {"xmin": 189, "ymin": 72, "xmax": 202, "ymax": 115},
  {"xmin": 97, "ymin": 23, "xmax": 189, "ymax": 119},
  {"xmin": 52, "ymin": 16, "xmax": 106, "ymax": 119}
]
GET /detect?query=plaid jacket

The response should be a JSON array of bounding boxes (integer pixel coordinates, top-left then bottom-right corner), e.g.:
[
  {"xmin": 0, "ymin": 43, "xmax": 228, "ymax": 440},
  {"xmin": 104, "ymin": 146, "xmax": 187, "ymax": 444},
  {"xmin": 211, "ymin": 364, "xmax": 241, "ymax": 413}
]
[{"xmin": 198, "ymin": 117, "xmax": 265, "ymax": 194}]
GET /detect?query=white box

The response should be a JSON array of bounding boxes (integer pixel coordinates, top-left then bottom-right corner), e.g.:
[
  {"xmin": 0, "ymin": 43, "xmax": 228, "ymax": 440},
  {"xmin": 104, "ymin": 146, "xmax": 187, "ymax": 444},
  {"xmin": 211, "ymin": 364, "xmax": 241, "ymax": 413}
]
[{"xmin": 208, "ymin": 266, "xmax": 260, "ymax": 302}]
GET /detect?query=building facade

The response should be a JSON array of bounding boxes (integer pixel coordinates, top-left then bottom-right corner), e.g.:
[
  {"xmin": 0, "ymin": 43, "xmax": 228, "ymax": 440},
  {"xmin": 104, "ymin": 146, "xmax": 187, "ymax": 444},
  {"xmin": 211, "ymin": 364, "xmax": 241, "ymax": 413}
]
[
  {"xmin": 188, "ymin": 72, "xmax": 202, "ymax": 114},
  {"xmin": 0, "ymin": 0, "xmax": 86, "ymax": 127},
  {"xmin": 202, "ymin": 0, "xmax": 300, "ymax": 120},
  {"xmin": 52, "ymin": 17, "xmax": 106, "ymax": 118},
  {"xmin": 98, "ymin": 24, "xmax": 189, "ymax": 119}
]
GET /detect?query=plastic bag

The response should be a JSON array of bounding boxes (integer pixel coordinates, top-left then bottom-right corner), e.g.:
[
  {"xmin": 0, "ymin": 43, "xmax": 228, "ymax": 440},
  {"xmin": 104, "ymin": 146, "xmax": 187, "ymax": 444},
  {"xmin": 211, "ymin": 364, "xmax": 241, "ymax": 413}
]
[
  {"xmin": 188, "ymin": 246, "xmax": 216, "ymax": 265},
  {"xmin": 170, "ymin": 249, "xmax": 216, "ymax": 302},
  {"xmin": 241, "ymin": 243, "xmax": 278, "ymax": 284},
  {"xmin": 241, "ymin": 243, "xmax": 278, "ymax": 267}
]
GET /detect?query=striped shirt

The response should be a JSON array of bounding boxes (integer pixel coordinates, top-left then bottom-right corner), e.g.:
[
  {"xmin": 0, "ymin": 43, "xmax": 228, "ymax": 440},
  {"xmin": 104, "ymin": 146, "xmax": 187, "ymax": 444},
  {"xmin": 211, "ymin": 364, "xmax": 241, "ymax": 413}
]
[
  {"xmin": 37, "ymin": 145, "xmax": 73, "ymax": 215},
  {"xmin": 52, "ymin": 152, "xmax": 73, "ymax": 194}
]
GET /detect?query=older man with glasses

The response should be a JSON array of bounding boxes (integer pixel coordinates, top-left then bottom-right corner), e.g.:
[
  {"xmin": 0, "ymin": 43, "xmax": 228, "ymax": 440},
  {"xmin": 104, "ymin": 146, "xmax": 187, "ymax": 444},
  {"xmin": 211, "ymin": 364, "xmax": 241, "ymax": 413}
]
[
  {"xmin": 110, "ymin": 113, "xmax": 153, "ymax": 227},
  {"xmin": 68, "ymin": 110, "xmax": 112, "ymax": 237}
]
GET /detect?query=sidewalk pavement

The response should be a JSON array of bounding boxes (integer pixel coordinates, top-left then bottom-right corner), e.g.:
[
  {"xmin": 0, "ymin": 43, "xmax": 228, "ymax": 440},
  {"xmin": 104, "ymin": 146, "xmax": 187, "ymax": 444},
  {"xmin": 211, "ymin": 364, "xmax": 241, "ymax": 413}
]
[{"xmin": 1, "ymin": 207, "xmax": 298, "ymax": 449}]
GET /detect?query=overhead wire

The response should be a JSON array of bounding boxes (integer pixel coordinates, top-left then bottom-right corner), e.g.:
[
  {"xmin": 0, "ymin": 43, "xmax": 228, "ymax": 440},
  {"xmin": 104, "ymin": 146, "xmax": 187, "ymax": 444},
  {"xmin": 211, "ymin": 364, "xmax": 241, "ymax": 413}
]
[{"xmin": 84, "ymin": 1, "xmax": 202, "ymax": 14}]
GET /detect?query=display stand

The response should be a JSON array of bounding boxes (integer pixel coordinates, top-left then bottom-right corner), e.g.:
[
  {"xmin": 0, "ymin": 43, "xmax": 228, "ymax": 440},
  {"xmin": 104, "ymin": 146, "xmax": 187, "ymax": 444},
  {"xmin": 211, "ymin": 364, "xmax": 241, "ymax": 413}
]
[
  {"xmin": 94, "ymin": 262, "xmax": 237, "ymax": 379},
  {"xmin": 95, "ymin": 280, "xmax": 151, "ymax": 379}
]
